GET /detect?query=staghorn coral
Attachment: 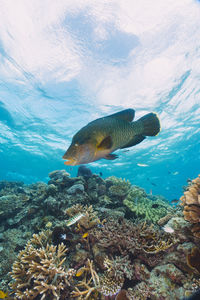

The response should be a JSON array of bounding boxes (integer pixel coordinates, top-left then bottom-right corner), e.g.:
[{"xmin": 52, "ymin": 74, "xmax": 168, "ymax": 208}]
[
  {"xmin": 71, "ymin": 259, "xmax": 100, "ymax": 299},
  {"xmin": 9, "ymin": 231, "xmax": 75, "ymax": 300},
  {"xmin": 180, "ymin": 175, "xmax": 200, "ymax": 238}
]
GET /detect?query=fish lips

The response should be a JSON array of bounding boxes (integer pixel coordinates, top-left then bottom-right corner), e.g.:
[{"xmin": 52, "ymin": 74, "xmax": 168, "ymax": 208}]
[
  {"xmin": 63, "ymin": 143, "xmax": 95, "ymax": 165},
  {"xmin": 62, "ymin": 153, "xmax": 77, "ymax": 166}
]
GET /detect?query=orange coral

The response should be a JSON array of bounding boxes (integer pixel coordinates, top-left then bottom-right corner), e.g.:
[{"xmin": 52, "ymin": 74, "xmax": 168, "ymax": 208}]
[{"xmin": 180, "ymin": 175, "xmax": 200, "ymax": 237}]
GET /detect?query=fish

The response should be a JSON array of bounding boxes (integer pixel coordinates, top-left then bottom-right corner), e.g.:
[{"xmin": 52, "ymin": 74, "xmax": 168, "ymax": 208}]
[
  {"xmin": 66, "ymin": 213, "xmax": 85, "ymax": 227},
  {"xmin": 76, "ymin": 267, "xmax": 85, "ymax": 277},
  {"xmin": 0, "ymin": 290, "xmax": 8, "ymax": 299},
  {"xmin": 162, "ymin": 224, "xmax": 174, "ymax": 233},
  {"xmin": 63, "ymin": 109, "xmax": 160, "ymax": 166},
  {"xmin": 82, "ymin": 232, "xmax": 89, "ymax": 238},
  {"xmin": 171, "ymin": 199, "xmax": 179, "ymax": 204},
  {"xmin": 137, "ymin": 163, "xmax": 149, "ymax": 167}
]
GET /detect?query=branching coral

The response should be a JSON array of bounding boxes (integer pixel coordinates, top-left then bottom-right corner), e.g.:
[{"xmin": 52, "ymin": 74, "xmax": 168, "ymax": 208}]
[
  {"xmin": 138, "ymin": 222, "xmax": 176, "ymax": 254},
  {"xmin": 92, "ymin": 218, "xmax": 176, "ymax": 261},
  {"xmin": 9, "ymin": 231, "xmax": 75, "ymax": 300},
  {"xmin": 71, "ymin": 259, "xmax": 100, "ymax": 299}
]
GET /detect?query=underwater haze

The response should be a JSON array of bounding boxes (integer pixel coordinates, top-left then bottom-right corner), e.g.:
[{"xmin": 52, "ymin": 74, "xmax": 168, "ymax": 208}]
[{"xmin": 0, "ymin": 0, "xmax": 200, "ymax": 200}]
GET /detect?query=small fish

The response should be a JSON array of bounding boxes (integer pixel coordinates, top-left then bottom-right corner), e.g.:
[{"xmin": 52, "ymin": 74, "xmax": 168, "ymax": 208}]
[
  {"xmin": 66, "ymin": 213, "xmax": 85, "ymax": 227},
  {"xmin": 63, "ymin": 109, "xmax": 160, "ymax": 165},
  {"xmin": 168, "ymin": 171, "xmax": 179, "ymax": 175},
  {"xmin": 137, "ymin": 163, "xmax": 149, "ymax": 167},
  {"xmin": 60, "ymin": 233, "xmax": 67, "ymax": 240},
  {"xmin": 82, "ymin": 232, "xmax": 89, "ymax": 238},
  {"xmin": 76, "ymin": 267, "xmax": 85, "ymax": 277},
  {"xmin": 162, "ymin": 224, "xmax": 174, "ymax": 233},
  {"xmin": 171, "ymin": 199, "xmax": 179, "ymax": 204},
  {"xmin": 99, "ymin": 172, "xmax": 103, "ymax": 176},
  {"xmin": 152, "ymin": 203, "xmax": 159, "ymax": 208},
  {"xmin": 172, "ymin": 171, "xmax": 179, "ymax": 175},
  {"xmin": 0, "ymin": 290, "xmax": 8, "ymax": 299}
]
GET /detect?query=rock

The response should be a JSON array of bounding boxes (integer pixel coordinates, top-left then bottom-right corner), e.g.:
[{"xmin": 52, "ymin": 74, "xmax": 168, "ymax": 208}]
[
  {"xmin": 46, "ymin": 184, "xmax": 58, "ymax": 195},
  {"xmin": 48, "ymin": 170, "xmax": 70, "ymax": 179},
  {"xmin": 67, "ymin": 184, "xmax": 84, "ymax": 194}
]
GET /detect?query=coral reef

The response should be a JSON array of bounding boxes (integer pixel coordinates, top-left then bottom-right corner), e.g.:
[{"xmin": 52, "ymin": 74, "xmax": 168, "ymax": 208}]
[
  {"xmin": 180, "ymin": 175, "xmax": 200, "ymax": 238},
  {"xmin": 1, "ymin": 171, "xmax": 200, "ymax": 299}
]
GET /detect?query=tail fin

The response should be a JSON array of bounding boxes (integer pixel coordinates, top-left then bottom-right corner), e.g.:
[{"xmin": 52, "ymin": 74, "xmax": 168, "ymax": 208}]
[{"xmin": 138, "ymin": 113, "xmax": 160, "ymax": 136}]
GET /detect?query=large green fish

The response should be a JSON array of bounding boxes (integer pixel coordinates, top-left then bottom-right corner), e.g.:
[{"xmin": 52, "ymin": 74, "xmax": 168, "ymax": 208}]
[{"xmin": 63, "ymin": 109, "xmax": 160, "ymax": 166}]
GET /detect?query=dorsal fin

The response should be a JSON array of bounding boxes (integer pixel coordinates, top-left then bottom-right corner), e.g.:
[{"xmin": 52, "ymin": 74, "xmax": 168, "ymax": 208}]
[{"xmin": 105, "ymin": 109, "xmax": 135, "ymax": 122}]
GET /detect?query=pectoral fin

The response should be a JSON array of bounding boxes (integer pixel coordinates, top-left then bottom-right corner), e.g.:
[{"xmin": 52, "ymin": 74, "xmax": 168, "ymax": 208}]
[
  {"xmin": 120, "ymin": 135, "xmax": 146, "ymax": 149},
  {"xmin": 104, "ymin": 153, "xmax": 118, "ymax": 160},
  {"xmin": 97, "ymin": 136, "xmax": 113, "ymax": 150}
]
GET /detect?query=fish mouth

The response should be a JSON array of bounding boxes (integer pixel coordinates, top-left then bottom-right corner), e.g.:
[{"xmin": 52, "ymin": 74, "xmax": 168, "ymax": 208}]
[{"xmin": 63, "ymin": 158, "xmax": 77, "ymax": 166}]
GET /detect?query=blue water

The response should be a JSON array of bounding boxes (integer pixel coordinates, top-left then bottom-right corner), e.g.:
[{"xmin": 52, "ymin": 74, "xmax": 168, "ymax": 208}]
[{"xmin": 0, "ymin": 1, "xmax": 200, "ymax": 200}]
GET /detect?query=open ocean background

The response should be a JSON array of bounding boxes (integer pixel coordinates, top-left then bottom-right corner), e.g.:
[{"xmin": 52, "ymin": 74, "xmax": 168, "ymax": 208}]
[{"xmin": 0, "ymin": 0, "xmax": 200, "ymax": 201}]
